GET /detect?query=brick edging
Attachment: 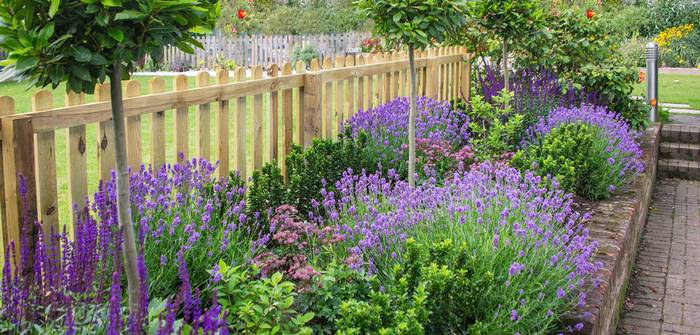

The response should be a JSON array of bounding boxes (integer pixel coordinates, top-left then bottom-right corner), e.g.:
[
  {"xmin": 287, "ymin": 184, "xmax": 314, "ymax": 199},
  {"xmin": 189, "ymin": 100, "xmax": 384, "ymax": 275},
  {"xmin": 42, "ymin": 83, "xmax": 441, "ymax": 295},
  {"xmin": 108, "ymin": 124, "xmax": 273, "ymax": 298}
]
[{"xmin": 563, "ymin": 124, "xmax": 661, "ymax": 335}]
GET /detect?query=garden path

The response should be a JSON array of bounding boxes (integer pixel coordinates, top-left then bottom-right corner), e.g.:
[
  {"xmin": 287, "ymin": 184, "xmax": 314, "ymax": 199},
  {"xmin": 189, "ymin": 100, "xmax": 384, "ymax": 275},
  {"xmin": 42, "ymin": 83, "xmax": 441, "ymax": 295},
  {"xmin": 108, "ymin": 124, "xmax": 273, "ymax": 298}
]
[{"xmin": 617, "ymin": 178, "xmax": 700, "ymax": 335}]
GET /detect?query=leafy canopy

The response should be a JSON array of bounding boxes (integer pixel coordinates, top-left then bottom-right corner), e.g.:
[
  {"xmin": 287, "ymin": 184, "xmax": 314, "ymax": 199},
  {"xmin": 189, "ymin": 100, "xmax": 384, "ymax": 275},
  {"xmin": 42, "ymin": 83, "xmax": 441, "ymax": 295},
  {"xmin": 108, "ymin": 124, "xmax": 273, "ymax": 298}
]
[
  {"xmin": 467, "ymin": 0, "xmax": 545, "ymax": 45},
  {"xmin": 354, "ymin": 0, "xmax": 467, "ymax": 49},
  {"xmin": 0, "ymin": 0, "xmax": 219, "ymax": 93}
]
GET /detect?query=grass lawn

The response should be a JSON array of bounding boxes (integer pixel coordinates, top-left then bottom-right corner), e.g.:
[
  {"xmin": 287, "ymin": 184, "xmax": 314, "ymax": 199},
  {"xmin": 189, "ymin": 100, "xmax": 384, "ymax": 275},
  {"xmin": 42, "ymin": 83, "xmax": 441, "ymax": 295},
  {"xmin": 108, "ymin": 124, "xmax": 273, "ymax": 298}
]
[
  {"xmin": 633, "ymin": 73, "xmax": 700, "ymax": 109},
  {"xmin": 0, "ymin": 75, "xmax": 317, "ymax": 226}
]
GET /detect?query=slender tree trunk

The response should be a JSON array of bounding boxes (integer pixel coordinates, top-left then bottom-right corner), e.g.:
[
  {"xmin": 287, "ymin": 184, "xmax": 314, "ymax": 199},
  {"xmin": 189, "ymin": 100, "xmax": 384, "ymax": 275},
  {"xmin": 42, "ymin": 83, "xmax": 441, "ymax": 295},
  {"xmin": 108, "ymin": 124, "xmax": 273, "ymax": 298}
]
[
  {"xmin": 408, "ymin": 45, "xmax": 417, "ymax": 188},
  {"xmin": 502, "ymin": 38, "xmax": 509, "ymax": 93},
  {"xmin": 109, "ymin": 63, "xmax": 141, "ymax": 317}
]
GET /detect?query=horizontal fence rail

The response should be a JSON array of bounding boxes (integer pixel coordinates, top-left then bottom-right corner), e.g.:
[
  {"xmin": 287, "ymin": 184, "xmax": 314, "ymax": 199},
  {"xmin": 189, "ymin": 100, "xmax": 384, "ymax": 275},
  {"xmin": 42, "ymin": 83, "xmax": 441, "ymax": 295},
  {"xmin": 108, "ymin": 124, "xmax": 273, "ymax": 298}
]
[
  {"xmin": 0, "ymin": 47, "xmax": 471, "ymax": 269},
  {"xmin": 162, "ymin": 32, "xmax": 371, "ymax": 70}
]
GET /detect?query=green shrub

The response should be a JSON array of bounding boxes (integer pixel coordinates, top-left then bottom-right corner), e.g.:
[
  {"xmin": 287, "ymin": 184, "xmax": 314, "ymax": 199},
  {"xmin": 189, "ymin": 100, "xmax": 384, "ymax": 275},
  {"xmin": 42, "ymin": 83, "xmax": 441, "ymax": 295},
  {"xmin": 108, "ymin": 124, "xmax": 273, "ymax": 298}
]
[
  {"xmin": 512, "ymin": 122, "xmax": 632, "ymax": 200},
  {"xmin": 291, "ymin": 44, "xmax": 321, "ymax": 69},
  {"xmin": 619, "ymin": 36, "xmax": 648, "ymax": 68},
  {"xmin": 286, "ymin": 130, "xmax": 378, "ymax": 215},
  {"xmin": 214, "ymin": 262, "xmax": 315, "ymax": 335},
  {"xmin": 600, "ymin": 5, "xmax": 651, "ymax": 39},
  {"xmin": 246, "ymin": 129, "xmax": 378, "ymax": 218},
  {"xmin": 248, "ymin": 163, "xmax": 286, "ymax": 222},
  {"xmin": 467, "ymin": 92, "xmax": 524, "ymax": 161}
]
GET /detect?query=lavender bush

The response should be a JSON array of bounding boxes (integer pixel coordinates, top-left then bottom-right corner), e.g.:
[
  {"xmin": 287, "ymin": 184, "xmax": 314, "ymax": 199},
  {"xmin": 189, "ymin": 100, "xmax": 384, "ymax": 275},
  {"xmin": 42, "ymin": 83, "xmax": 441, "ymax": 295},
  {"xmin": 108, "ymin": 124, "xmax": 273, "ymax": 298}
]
[
  {"xmin": 314, "ymin": 163, "xmax": 599, "ymax": 333},
  {"xmin": 347, "ymin": 97, "xmax": 470, "ymax": 180},
  {"xmin": 515, "ymin": 105, "xmax": 645, "ymax": 199},
  {"xmin": 1, "ymin": 159, "xmax": 250, "ymax": 334}
]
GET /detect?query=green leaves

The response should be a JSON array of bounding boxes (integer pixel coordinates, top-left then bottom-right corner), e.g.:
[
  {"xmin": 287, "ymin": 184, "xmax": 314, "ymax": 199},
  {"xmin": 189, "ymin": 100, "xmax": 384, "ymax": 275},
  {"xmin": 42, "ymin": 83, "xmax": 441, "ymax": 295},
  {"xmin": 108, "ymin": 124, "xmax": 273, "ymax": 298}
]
[
  {"xmin": 107, "ymin": 27, "xmax": 124, "ymax": 42},
  {"xmin": 49, "ymin": 0, "xmax": 60, "ymax": 18},
  {"xmin": 115, "ymin": 9, "xmax": 146, "ymax": 21},
  {"xmin": 0, "ymin": 0, "xmax": 217, "ymax": 94},
  {"xmin": 355, "ymin": 0, "xmax": 467, "ymax": 49}
]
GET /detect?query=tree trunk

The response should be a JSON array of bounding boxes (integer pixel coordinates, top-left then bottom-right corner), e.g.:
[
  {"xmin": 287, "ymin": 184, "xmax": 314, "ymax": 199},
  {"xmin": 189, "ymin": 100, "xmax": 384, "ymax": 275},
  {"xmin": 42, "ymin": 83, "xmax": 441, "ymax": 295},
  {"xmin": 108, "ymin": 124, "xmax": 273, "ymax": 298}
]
[
  {"xmin": 502, "ymin": 38, "xmax": 509, "ymax": 93},
  {"xmin": 109, "ymin": 63, "xmax": 141, "ymax": 317},
  {"xmin": 408, "ymin": 45, "xmax": 417, "ymax": 188}
]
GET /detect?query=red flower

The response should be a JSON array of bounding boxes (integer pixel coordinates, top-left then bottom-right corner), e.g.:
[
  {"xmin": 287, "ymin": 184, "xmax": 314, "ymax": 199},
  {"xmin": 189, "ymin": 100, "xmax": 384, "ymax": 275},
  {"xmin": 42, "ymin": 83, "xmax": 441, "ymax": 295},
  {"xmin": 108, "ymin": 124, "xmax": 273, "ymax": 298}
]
[
  {"xmin": 586, "ymin": 9, "xmax": 595, "ymax": 19},
  {"xmin": 237, "ymin": 9, "xmax": 247, "ymax": 19}
]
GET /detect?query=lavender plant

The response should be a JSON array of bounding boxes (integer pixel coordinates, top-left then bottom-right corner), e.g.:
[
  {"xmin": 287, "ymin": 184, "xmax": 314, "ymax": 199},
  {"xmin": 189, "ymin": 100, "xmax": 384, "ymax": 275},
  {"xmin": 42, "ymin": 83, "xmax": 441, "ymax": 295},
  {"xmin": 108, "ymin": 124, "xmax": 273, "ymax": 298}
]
[
  {"xmin": 515, "ymin": 105, "xmax": 645, "ymax": 199},
  {"xmin": 314, "ymin": 163, "xmax": 599, "ymax": 333},
  {"xmin": 347, "ymin": 97, "xmax": 470, "ymax": 180}
]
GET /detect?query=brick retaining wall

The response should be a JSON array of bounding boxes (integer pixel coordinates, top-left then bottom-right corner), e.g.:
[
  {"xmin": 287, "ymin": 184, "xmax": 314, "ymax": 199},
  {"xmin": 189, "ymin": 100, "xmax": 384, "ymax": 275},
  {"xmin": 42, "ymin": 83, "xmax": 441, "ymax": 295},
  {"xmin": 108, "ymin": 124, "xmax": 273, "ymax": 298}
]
[{"xmin": 564, "ymin": 124, "xmax": 661, "ymax": 335}]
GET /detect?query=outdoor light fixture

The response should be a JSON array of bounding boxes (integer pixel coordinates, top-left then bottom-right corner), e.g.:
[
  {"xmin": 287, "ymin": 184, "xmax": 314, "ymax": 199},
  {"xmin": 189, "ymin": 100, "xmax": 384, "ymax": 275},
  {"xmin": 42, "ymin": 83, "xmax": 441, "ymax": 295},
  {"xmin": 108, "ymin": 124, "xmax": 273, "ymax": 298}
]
[{"xmin": 646, "ymin": 42, "xmax": 659, "ymax": 123}]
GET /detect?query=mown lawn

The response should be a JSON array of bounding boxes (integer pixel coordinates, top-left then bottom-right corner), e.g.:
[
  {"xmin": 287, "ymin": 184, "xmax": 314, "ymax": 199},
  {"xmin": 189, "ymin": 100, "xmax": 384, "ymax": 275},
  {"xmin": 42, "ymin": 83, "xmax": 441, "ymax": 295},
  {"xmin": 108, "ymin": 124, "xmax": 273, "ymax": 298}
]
[
  {"xmin": 633, "ymin": 73, "xmax": 700, "ymax": 110},
  {"xmin": 0, "ymin": 75, "xmax": 307, "ymax": 226}
]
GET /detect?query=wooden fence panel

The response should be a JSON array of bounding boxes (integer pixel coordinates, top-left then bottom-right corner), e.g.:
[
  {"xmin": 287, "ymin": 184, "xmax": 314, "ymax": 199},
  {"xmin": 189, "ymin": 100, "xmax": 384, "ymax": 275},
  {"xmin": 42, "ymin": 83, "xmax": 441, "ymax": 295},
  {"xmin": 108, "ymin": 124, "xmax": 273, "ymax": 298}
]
[{"xmin": 0, "ymin": 49, "xmax": 471, "ymax": 271}]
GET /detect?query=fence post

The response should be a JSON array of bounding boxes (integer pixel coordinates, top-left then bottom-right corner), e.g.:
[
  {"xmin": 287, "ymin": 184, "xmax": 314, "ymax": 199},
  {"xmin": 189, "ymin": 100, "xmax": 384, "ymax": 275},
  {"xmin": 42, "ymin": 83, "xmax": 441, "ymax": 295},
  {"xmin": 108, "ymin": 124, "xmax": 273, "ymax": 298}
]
[
  {"xmin": 0, "ymin": 96, "xmax": 15, "ymax": 252},
  {"xmin": 1, "ymin": 115, "xmax": 38, "ymax": 275},
  {"xmin": 460, "ymin": 48, "xmax": 471, "ymax": 103},
  {"xmin": 303, "ymin": 59, "xmax": 323, "ymax": 147}
]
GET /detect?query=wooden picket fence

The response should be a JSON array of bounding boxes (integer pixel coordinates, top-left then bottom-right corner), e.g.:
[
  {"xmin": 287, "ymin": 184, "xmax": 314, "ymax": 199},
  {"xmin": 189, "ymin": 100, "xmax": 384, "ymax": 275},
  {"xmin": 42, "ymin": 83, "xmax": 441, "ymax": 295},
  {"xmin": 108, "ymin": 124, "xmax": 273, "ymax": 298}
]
[
  {"xmin": 0, "ymin": 47, "xmax": 471, "ymax": 268},
  {"xmin": 162, "ymin": 32, "xmax": 371, "ymax": 69}
]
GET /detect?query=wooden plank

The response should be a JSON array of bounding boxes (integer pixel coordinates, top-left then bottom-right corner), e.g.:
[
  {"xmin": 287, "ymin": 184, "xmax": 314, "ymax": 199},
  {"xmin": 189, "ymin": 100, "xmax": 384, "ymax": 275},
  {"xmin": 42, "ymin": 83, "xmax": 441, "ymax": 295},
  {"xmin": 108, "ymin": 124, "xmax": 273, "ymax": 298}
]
[
  {"xmin": 384, "ymin": 53, "xmax": 392, "ymax": 103},
  {"xmin": 196, "ymin": 71, "xmax": 212, "ymax": 162},
  {"xmin": 367, "ymin": 54, "xmax": 375, "ymax": 108},
  {"xmin": 269, "ymin": 64, "xmax": 279, "ymax": 163},
  {"xmin": 345, "ymin": 55, "xmax": 355, "ymax": 123},
  {"xmin": 295, "ymin": 61, "xmax": 305, "ymax": 146},
  {"xmin": 149, "ymin": 78, "xmax": 166, "ymax": 170},
  {"xmin": 33, "ymin": 90, "xmax": 59, "ymax": 246},
  {"xmin": 0, "ymin": 96, "xmax": 15, "ymax": 248},
  {"xmin": 390, "ymin": 51, "xmax": 399, "ymax": 99},
  {"xmin": 252, "ymin": 65, "xmax": 263, "ymax": 170},
  {"xmin": 96, "ymin": 84, "xmax": 115, "ymax": 183},
  {"xmin": 323, "ymin": 58, "xmax": 334, "ymax": 139},
  {"xmin": 174, "ymin": 75, "xmax": 188, "ymax": 165},
  {"xmin": 235, "ymin": 67, "xmax": 248, "ymax": 179},
  {"xmin": 356, "ymin": 55, "xmax": 366, "ymax": 112},
  {"xmin": 334, "ymin": 55, "xmax": 345, "ymax": 138},
  {"xmin": 281, "ymin": 63, "xmax": 293, "ymax": 180},
  {"xmin": 1, "ymin": 115, "xmax": 38, "ymax": 273},
  {"xmin": 303, "ymin": 59, "xmax": 322, "ymax": 147},
  {"xmin": 65, "ymin": 92, "xmax": 86, "ymax": 234},
  {"xmin": 460, "ymin": 50, "xmax": 471, "ymax": 102},
  {"xmin": 425, "ymin": 50, "xmax": 439, "ymax": 98},
  {"xmin": 125, "ymin": 80, "xmax": 142, "ymax": 170},
  {"xmin": 216, "ymin": 69, "xmax": 230, "ymax": 178}
]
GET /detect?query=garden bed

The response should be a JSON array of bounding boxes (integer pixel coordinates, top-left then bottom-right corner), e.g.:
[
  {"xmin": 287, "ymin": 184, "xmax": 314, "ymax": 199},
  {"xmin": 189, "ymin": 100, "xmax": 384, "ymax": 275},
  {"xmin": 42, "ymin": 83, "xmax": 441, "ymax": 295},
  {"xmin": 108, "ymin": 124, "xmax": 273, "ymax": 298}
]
[{"xmin": 565, "ymin": 124, "xmax": 660, "ymax": 334}]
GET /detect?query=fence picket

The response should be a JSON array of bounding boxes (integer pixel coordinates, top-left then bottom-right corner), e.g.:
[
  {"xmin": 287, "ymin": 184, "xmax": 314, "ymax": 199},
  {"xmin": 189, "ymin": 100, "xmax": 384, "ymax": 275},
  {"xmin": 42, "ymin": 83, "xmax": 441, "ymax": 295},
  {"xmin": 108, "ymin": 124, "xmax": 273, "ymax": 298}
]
[
  {"xmin": 235, "ymin": 67, "xmax": 248, "ymax": 179},
  {"xmin": 252, "ymin": 65, "xmax": 264, "ymax": 170},
  {"xmin": 174, "ymin": 75, "xmax": 189, "ymax": 164},
  {"xmin": 125, "ymin": 81, "xmax": 142, "ymax": 170},
  {"xmin": 323, "ymin": 58, "xmax": 333, "ymax": 139},
  {"xmin": 196, "ymin": 72, "xmax": 212, "ymax": 161},
  {"xmin": 269, "ymin": 64, "xmax": 279, "ymax": 163},
  {"xmin": 33, "ymin": 91, "xmax": 59, "ymax": 245},
  {"xmin": 149, "ymin": 78, "xmax": 166, "ymax": 170},
  {"xmin": 344, "ymin": 55, "xmax": 355, "ymax": 124},
  {"xmin": 0, "ymin": 96, "xmax": 15, "ymax": 246},
  {"xmin": 334, "ymin": 56, "xmax": 344, "ymax": 138},
  {"xmin": 216, "ymin": 69, "xmax": 230, "ymax": 178},
  {"xmin": 281, "ymin": 63, "xmax": 293, "ymax": 179},
  {"xmin": 96, "ymin": 84, "xmax": 115, "ymax": 183}
]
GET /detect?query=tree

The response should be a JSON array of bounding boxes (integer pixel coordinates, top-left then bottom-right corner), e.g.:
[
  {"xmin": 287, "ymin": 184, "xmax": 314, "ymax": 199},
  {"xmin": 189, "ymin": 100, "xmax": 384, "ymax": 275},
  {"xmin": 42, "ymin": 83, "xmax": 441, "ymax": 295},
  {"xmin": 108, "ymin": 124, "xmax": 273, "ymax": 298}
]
[
  {"xmin": 466, "ymin": 0, "xmax": 545, "ymax": 93},
  {"xmin": 0, "ymin": 0, "xmax": 218, "ymax": 321},
  {"xmin": 355, "ymin": 0, "xmax": 466, "ymax": 187}
]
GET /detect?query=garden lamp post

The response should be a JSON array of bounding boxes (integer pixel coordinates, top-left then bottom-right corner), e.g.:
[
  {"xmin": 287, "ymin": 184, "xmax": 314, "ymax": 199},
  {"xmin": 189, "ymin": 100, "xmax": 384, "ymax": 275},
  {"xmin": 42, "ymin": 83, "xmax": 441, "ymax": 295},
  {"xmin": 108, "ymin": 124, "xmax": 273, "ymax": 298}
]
[{"xmin": 646, "ymin": 42, "xmax": 659, "ymax": 122}]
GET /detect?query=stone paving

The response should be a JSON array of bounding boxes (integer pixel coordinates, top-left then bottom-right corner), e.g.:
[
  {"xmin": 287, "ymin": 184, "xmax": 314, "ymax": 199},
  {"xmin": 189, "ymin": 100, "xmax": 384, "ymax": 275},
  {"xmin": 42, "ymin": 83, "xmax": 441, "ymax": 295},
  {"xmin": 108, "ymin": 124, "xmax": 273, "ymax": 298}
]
[{"xmin": 617, "ymin": 178, "xmax": 700, "ymax": 335}]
